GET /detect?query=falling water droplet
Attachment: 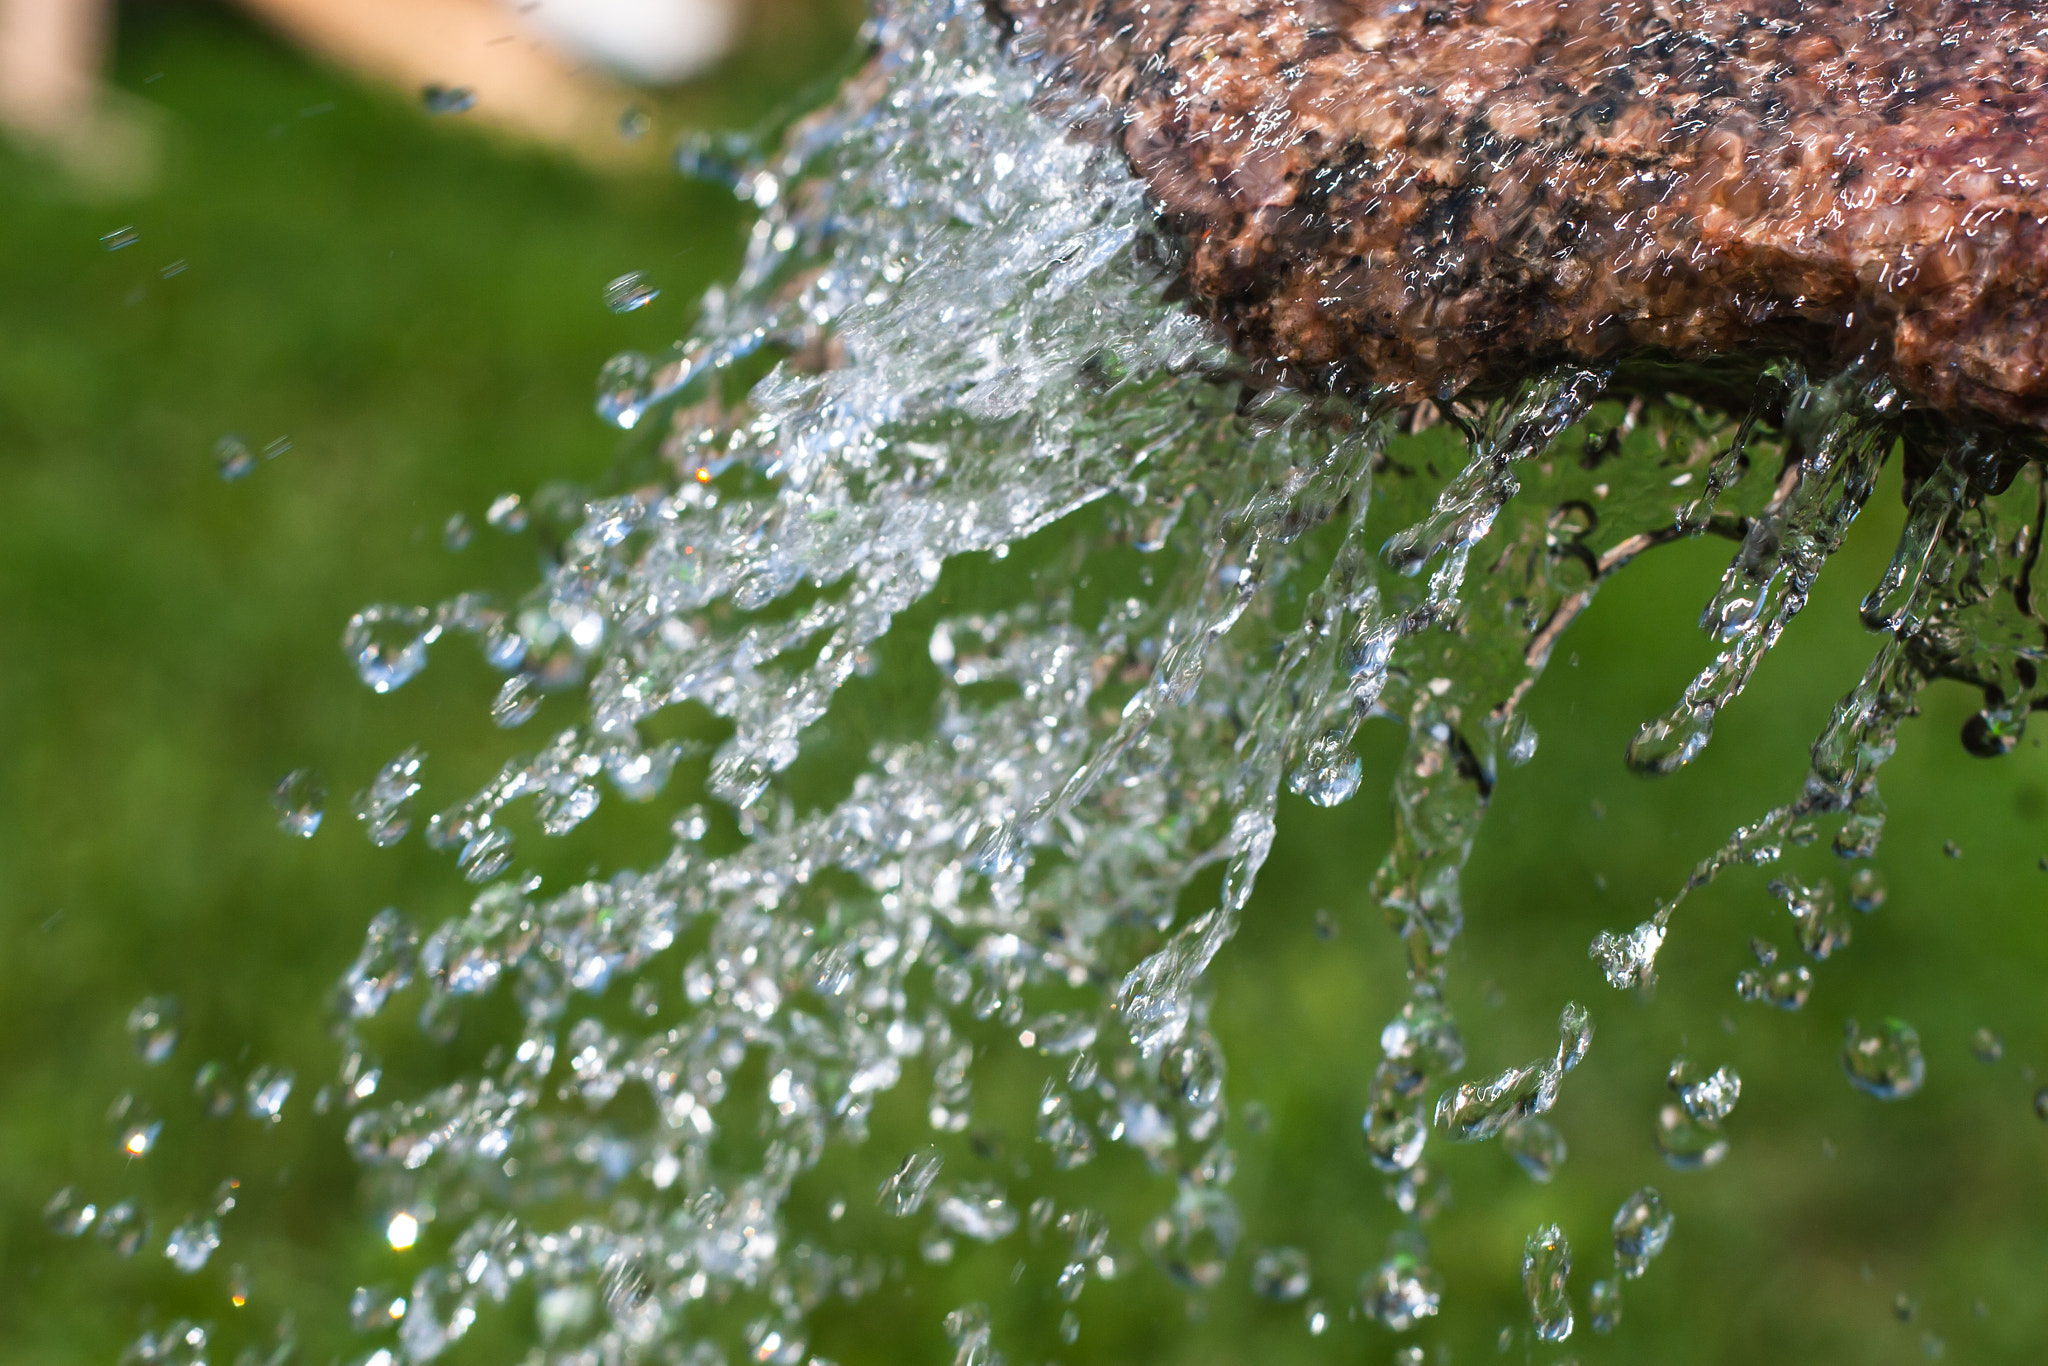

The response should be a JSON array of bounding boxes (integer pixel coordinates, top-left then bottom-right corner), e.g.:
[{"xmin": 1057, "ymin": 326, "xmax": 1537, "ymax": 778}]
[
  {"xmin": 1653, "ymin": 1104, "xmax": 1728, "ymax": 1170},
  {"xmin": 1250, "ymin": 1247, "xmax": 1311, "ymax": 1302},
  {"xmin": 245, "ymin": 1067, "xmax": 293, "ymax": 1122},
  {"xmin": 353, "ymin": 747, "xmax": 424, "ymax": 846},
  {"xmin": 2033, "ymin": 1087, "xmax": 2048, "ymax": 1121},
  {"xmin": 1771, "ymin": 875, "xmax": 1850, "ymax": 960},
  {"xmin": 1666, "ymin": 1059, "xmax": 1742, "ymax": 1123},
  {"xmin": 44, "ymin": 1187, "xmax": 97, "ymax": 1237},
  {"xmin": 485, "ymin": 493, "xmax": 528, "ymax": 532},
  {"xmin": 164, "ymin": 1218, "xmax": 220, "ymax": 1273},
  {"xmin": 596, "ymin": 351, "xmax": 655, "ymax": 428},
  {"xmin": 343, "ymin": 605, "xmax": 437, "ymax": 693},
  {"xmin": 272, "ymin": 769, "xmax": 325, "ymax": 837},
  {"xmin": 127, "ymin": 996, "xmax": 179, "ymax": 1064},
  {"xmin": 216, "ymin": 435, "xmax": 256, "ymax": 481},
  {"xmin": 420, "ymin": 84, "xmax": 475, "ymax": 114},
  {"xmin": 618, "ymin": 106, "xmax": 650, "ymax": 139},
  {"xmin": 101, "ymin": 225, "xmax": 138, "ymax": 250},
  {"xmin": 1970, "ymin": 1028, "xmax": 2004, "ymax": 1063},
  {"xmin": 1589, "ymin": 1278, "xmax": 1622, "ymax": 1334},
  {"xmin": 1504, "ymin": 713, "xmax": 1538, "ymax": 766},
  {"xmin": 879, "ymin": 1147, "xmax": 943, "ymax": 1217},
  {"xmin": 1848, "ymin": 867, "xmax": 1886, "ymax": 912},
  {"xmin": 1289, "ymin": 731, "xmax": 1362, "ymax": 806},
  {"xmin": 1735, "ymin": 963, "xmax": 1812, "ymax": 1011},
  {"xmin": 605, "ymin": 273, "xmax": 660, "ymax": 314},
  {"xmin": 1361, "ymin": 1241, "xmax": 1442, "ymax": 1331},
  {"xmin": 1961, "ymin": 708, "xmax": 2024, "ymax": 756},
  {"xmin": 457, "ymin": 827, "xmax": 514, "ymax": 884},
  {"xmin": 1502, "ymin": 1116, "xmax": 1566, "ymax": 1183},
  {"xmin": 1522, "ymin": 1224, "xmax": 1572, "ymax": 1342},
  {"xmin": 443, "ymin": 511, "xmax": 472, "ymax": 551},
  {"xmin": 1843, "ymin": 1018, "xmax": 1926, "ymax": 1099},
  {"xmin": 490, "ymin": 674, "xmax": 540, "ymax": 728},
  {"xmin": 674, "ymin": 129, "xmax": 751, "ymax": 188},
  {"xmin": 1611, "ymin": 1187, "xmax": 1673, "ymax": 1278}
]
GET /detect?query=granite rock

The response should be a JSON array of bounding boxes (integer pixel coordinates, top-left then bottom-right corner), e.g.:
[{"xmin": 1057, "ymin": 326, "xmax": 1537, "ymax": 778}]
[{"xmin": 998, "ymin": 0, "xmax": 2048, "ymax": 428}]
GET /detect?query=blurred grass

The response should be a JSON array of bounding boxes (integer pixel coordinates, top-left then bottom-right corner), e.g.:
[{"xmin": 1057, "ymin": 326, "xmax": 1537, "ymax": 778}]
[{"xmin": 2, "ymin": 4, "xmax": 2045, "ymax": 1364}]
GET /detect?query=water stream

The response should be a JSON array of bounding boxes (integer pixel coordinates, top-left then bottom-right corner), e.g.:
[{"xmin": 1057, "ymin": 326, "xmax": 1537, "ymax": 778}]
[{"xmin": 50, "ymin": 2, "xmax": 2048, "ymax": 1363}]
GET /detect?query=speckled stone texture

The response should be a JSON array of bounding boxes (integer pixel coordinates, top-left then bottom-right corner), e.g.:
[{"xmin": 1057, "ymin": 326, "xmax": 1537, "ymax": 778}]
[{"xmin": 996, "ymin": 0, "xmax": 2048, "ymax": 429}]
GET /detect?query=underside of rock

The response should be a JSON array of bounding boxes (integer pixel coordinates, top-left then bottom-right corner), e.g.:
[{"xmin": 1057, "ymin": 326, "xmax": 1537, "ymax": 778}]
[{"xmin": 996, "ymin": 0, "xmax": 2048, "ymax": 431}]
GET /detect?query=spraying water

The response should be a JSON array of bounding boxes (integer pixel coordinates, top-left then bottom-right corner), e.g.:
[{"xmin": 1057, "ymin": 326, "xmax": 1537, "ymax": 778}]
[{"xmin": 50, "ymin": 2, "xmax": 2048, "ymax": 1362}]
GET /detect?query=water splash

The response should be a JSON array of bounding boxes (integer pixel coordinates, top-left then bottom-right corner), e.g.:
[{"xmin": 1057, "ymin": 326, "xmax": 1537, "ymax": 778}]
[{"xmin": 48, "ymin": 0, "xmax": 2048, "ymax": 1359}]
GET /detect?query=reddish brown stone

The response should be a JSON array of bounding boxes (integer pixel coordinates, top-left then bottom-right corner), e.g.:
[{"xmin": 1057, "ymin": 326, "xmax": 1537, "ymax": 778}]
[{"xmin": 998, "ymin": 0, "xmax": 2048, "ymax": 429}]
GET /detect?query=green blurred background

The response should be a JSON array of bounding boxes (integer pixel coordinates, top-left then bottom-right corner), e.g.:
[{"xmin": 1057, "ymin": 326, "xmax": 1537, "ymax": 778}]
[{"xmin": 2, "ymin": 4, "xmax": 2043, "ymax": 1364}]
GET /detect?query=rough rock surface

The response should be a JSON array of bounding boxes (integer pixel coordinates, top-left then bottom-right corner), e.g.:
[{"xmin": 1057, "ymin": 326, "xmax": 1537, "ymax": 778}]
[{"xmin": 997, "ymin": 0, "xmax": 2048, "ymax": 429}]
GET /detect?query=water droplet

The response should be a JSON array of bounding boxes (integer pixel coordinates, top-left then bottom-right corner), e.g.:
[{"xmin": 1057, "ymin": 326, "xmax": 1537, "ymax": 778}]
[
  {"xmin": 262, "ymin": 436, "xmax": 291, "ymax": 461},
  {"xmin": 1970, "ymin": 1028, "xmax": 2004, "ymax": 1063},
  {"xmin": 1556, "ymin": 1000, "xmax": 1593, "ymax": 1072},
  {"xmin": 1848, "ymin": 867, "xmax": 1886, "ymax": 912},
  {"xmin": 1521, "ymin": 1224, "xmax": 1572, "ymax": 1342},
  {"xmin": 1961, "ymin": 708, "xmax": 2024, "ymax": 756},
  {"xmin": 457, "ymin": 826, "xmax": 514, "ymax": 883},
  {"xmin": 216, "ymin": 434, "xmax": 256, "ymax": 481},
  {"xmin": 1502, "ymin": 1116, "xmax": 1566, "ymax": 1182},
  {"xmin": 1589, "ymin": 1278, "xmax": 1622, "ymax": 1334},
  {"xmin": 1843, "ymin": 1018, "xmax": 1926, "ymax": 1099},
  {"xmin": 490, "ymin": 674, "xmax": 540, "ymax": 728},
  {"xmin": 1735, "ymin": 963, "xmax": 1812, "ymax": 1010},
  {"xmin": 1504, "ymin": 713, "xmax": 1538, "ymax": 766},
  {"xmin": 2033, "ymin": 1087, "xmax": 2048, "ymax": 1121},
  {"xmin": 1250, "ymin": 1247, "xmax": 1311, "ymax": 1302},
  {"xmin": 1771, "ymin": 875, "xmax": 1850, "ymax": 959},
  {"xmin": 443, "ymin": 511, "xmax": 472, "ymax": 551},
  {"xmin": 353, "ymin": 748, "xmax": 424, "ymax": 846},
  {"xmin": 45, "ymin": 1187, "xmax": 97, "ymax": 1237},
  {"xmin": 605, "ymin": 272, "xmax": 660, "ymax": 314},
  {"xmin": 102, "ymin": 225, "xmax": 138, "ymax": 250},
  {"xmin": 1943, "ymin": 839, "xmax": 1962, "ymax": 859},
  {"xmin": 343, "ymin": 605, "xmax": 436, "ymax": 693},
  {"xmin": 485, "ymin": 493, "xmax": 528, "ymax": 532},
  {"xmin": 1611, "ymin": 1187, "xmax": 1673, "ymax": 1278},
  {"xmin": 1394, "ymin": 1346, "xmax": 1425, "ymax": 1366},
  {"xmin": 1362, "ymin": 1242, "xmax": 1442, "ymax": 1331},
  {"xmin": 1590, "ymin": 920, "xmax": 1666, "ymax": 990},
  {"xmin": 674, "ymin": 129, "xmax": 752, "ymax": 188},
  {"xmin": 127, "ymin": 996, "xmax": 179, "ymax": 1064},
  {"xmin": 935, "ymin": 1184, "xmax": 1018, "ymax": 1242},
  {"xmin": 272, "ymin": 769, "xmax": 325, "ymax": 837},
  {"xmin": 245, "ymin": 1067, "xmax": 293, "ymax": 1122},
  {"xmin": 618, "ymin": 106, "xmax": 650, "ymax": 139},
  {"xmin": 1653, "ymin": 1104, "xmax": 1727, "ymax": 1170},
  {"xmin": 420, "ymin": 84, "xmax": 475, "ymax": 114},
  {"xmin": 879, "ymin": 1147, "xmax": 942, "ymax": 1217},
  {"xmin": 1893, "ymin": 1291, "xmax": 1917, "ymax": 1321},
  {"xmin": 596, "ymin": 351, "xmax": 655, "ymax": 428},
  {"xmin": 164, "ymin": 1218, "xmax": 220, "ymax": 1273},
  {"xmin": 1289, "ymin": 731, "xmax": 1362, "ymax": 806},
  {"xmin": 1666, "ymin": 1059, "xmax": 1742, "ymax": 1123}
]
